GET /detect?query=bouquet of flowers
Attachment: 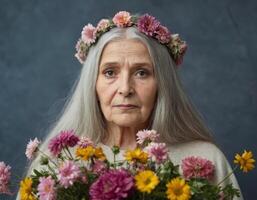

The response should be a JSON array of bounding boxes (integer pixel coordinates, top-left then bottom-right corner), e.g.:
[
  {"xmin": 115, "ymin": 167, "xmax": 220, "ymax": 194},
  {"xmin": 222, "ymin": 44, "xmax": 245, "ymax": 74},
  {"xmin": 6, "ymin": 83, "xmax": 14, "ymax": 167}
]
[{"xmin": 0, "ymin": 129, "xmax": 255, "ymax": 200}]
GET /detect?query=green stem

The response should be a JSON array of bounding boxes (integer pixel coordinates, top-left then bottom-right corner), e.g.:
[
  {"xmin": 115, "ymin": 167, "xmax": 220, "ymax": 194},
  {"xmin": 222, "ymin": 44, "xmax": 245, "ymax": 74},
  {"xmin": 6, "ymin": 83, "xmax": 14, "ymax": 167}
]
[
  {"xmin": 65, "ymin": 146, "xmax": 74, "ymax": 160},
  {"xmin": 217, "ymin": 165, "xmax": 238, "ymax": 186},
  {"xmin": 37, "ymin": 148, "xmax": 58, "ymax": 167}
]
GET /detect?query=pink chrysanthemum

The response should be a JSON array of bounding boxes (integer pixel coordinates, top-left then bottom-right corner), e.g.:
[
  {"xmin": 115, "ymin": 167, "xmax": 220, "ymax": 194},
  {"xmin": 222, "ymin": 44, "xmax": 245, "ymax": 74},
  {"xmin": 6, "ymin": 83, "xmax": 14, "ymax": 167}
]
[
  {"xmin": 144, "ymin": 142, "xmax": 169, "ymax": 164},
  {"xmin": 89, "ymin": 169, "xmax": 134, "ymax": 200},
  {"xmin": 112, "ymin": 11, "xmax": 132, "ymax": 27},
  {"xmin": 78, "ymin": 136, "xmax": 94, "ymax": 148},
  {"xmin": 0, "ymin": 162, "xmax": 11, "ymax": 195},
  {"xmin": 136, "ymin": 129, "xmax": 160, "ymax": 145},
  {"xmin": 37, "ymin": 176, "xmax": 56, "ymax": 200},
  {"xmin": 48, "ymin": 130, "xmax": 79, "ymax": 156},
  {"xmin": 25, "ymin": 138, "xmax": 40, "ymax": 160},
  {"xmin": 97, "ymin": 19, "xmax": 110, "ymax": 31},
  {"xmin": 137, "ymin": 14, "xmax": 160, "ymax": 37},
  {"xmin": 81, "ymin": 23, "xmax": 97, "ymax": 45},
  {"xmin": 182, "ymin": 156, "xmax": 215, "ymax": 180},
  {"xmin": 57, "ymin": 161, "xmax": 81, "ymax": 188},
  {"xmin": 155, "ymin": 25, "xmax": 171, "ymax": 44}
]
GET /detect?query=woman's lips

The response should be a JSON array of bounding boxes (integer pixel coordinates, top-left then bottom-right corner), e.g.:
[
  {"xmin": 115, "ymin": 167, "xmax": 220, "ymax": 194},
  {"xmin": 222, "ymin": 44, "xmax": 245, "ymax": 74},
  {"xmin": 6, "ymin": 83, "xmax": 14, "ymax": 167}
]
[{"xmin": 113, "ymin": 104, "xmax": 139, "ymax": 110}]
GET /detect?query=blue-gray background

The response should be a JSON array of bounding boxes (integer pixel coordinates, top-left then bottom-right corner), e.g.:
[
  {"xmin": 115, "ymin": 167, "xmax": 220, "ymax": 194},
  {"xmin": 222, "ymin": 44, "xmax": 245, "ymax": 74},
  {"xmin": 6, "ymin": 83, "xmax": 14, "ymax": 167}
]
[{"xmin": 0, "ymin": 0, "xmax": 256, "ymax": 199}]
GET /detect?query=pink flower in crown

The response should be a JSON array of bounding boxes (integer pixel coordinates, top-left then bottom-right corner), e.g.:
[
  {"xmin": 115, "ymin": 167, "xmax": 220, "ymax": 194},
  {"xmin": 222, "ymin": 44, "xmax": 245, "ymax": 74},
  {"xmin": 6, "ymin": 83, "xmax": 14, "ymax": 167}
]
[
  {"xmin": 155, "ymin": 25, "xmax": 171, "ymax": 44},
  {"xmin": 57, "ymin": 161, "xmax": 81, "ymax": 188},
  {"xmin": 48, "ymin": 130, "xmax": 79, "ymax": 156},
  {"xmin": 25, "ymin": 137, "xmax": 40, "ymax": 160},
  {"xmin": 75, "ymin": 39, "xmax": 87, "ymax": 64},
  {"xmin": 181, "ymin": 156, "xmax": 215, "ymax": 180},
  {"xmin": 78, "ymin": 136, "xmax": 94, "ymax": 148},
  {"xmin": 144, "ymin": 142, "xmax": 169, "ymax": 164},
  {"xmin": 112, "ymin": 11, "xmax": 132, "ymax": 27},
  {"xmin": 37, "ymin": 176, "xmax": 56, "ymax": 200},
  {"xmin": 137, "ymin": 14, "xmax": 160, "ymax": 37},
  {"xmin": 81, "ymin": 23, "xmax": 97, "ymax": 45},
  {"xmin": 136, "ymin": 129, "xmax": 160, "ymax": 145},
  {"xmin": 97, "ymin": 19, "xmax": 110, "ymax": 31},
  {"xmin": 0, "ymin": 162, "xmax": 11, "ymax": 195},
  {"xmin": 89, "ymin": 169, "xmax": 134, "ymax": 200}
]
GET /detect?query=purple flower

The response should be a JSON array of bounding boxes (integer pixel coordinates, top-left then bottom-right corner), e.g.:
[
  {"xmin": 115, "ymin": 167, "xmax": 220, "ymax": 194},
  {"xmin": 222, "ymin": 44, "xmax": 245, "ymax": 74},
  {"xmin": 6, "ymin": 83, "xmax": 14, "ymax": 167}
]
[
  {"xmin": 155, "ymin": 25, "xmax": 171, "ymax": 44},
  {"xmin": 0, "ymin": 162, "xmax": 11, "ymax": 195},
  {"xmin": 78, "ymin": 136, "xmax": 94, "ymax": 148},
  {"xmin": 137, "ymin": 14, "xmax": 160, "ymax": 37},
  {"xmin": 57, "ymin": 161, "xmax": 81, "ymax": 188},
  {"xmin": 48, "ymin": 130, "xmax": 79, "ymax": 156},
  {"xmin": 89, "ymin": 169, "xmax": 134, "ymax": 200},
  {"xmin": 37, "ymin": 176, "xmax": 56, "ymax": 200}
]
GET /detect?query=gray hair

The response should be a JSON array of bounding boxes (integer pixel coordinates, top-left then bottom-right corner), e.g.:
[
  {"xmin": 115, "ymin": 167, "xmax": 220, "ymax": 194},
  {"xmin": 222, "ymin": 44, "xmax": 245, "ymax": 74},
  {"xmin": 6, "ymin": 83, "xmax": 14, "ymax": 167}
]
[{"xmin": 25, "ymin": 26, "xmax": 214, "ymax": 176}]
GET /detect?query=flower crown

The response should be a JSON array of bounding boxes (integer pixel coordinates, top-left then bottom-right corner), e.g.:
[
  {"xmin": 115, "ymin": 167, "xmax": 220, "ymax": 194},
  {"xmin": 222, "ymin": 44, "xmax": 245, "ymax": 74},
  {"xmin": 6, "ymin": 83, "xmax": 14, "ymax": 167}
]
[{"xmin": 75, "ymin": 11, "xmax": 187, "ymax": 67}]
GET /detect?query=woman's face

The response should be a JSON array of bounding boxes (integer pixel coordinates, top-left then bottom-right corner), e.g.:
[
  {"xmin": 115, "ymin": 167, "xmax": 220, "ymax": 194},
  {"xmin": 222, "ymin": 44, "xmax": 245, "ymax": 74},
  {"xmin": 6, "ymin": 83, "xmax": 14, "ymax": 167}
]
[{"xmin": 96, "ymin": 39, "xmax": 157, "ymax": 128}]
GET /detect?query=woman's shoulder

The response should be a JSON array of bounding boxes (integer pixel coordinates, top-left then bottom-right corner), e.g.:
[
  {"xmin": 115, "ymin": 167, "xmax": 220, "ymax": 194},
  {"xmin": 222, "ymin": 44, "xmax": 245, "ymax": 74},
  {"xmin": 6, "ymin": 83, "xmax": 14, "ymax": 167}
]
[{"xmin": 167, "ymin": 140, "xmax": 227, "ymax": 165}]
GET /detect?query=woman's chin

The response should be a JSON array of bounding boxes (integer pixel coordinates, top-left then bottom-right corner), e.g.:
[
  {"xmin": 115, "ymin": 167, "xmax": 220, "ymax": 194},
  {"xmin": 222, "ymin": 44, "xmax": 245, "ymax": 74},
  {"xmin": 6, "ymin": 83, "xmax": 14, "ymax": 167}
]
[{"xmin": 111, "ymin": 116, "xmax": 144, "ymax": 127}]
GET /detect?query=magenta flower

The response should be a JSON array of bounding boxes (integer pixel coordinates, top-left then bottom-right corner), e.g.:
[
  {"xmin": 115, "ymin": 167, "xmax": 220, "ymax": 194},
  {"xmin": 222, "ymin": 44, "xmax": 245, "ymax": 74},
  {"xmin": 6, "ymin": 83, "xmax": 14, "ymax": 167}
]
[
  {"xmin": 81, "ymin": 23, "xmax": 97, "ymax": 45},
  {"xmin": 78, "ymin": 136, "xmax": 94, "ymax": 148},
  {"xmin": 37, "ymin": 176, "xmax": 56, "ymax": 200},
  {"xmin": 112, "ymin": 11, "xmax": 132, "ymax": 27},
  {"xmin": 136, "ymin": 129, "xmax": 160, "ymax": 145},
  {"xmin": 0, "ymin": 162, "xmax": 11, "ymax": 195},
  {"xmin": 137, "ymin": 14, "xmax": 160, "ymax": 37},
  {"xmin": 89, "ymin": 169, "xmax": 134, "ymax": 200},
  {"xmin": 48, "ymin": 130, "xmax": 79, "ymax": 156},
  {"xmin": 144, "ymin": 142, "xmax": 169, "ymax": 164},
  {"xmin": 181, "ymin": 156, "xmax": 215, "ymax": 180},
  {"xmin": 57, "ymin": 161, "xmax": 81, "ymax": 188},
  {"xmin": 155, "ymin": 25, "xmax": 171, "ymax": 44},
  {"xmin": 25, "ymin": 138, "xmax": 40, "ymax": 160}
]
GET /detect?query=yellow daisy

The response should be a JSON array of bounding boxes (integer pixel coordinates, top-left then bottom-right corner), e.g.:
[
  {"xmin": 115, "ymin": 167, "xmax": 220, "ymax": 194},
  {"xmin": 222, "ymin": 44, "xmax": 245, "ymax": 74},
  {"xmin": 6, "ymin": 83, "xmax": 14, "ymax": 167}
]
[
  {"xmin": 76, "ymin": 145, "xmax": 95, "ymax": 161},
  {"xmin": 134, "ymin": 170, "xmax": 159, "ymax": 193},
  {"xmin": 166, "ymin": 177, "xmax": 191, "ymax": 200},
  {"xmin": 19, "ymin": 177, "xmax": 36, "ymax": 200},
  {"xmin": 234, "ymin": 150, "xmax": 255, "ymax": 172},
  {"xmin": 124, "ymin": 148, "xmax": 148, "ymax": 164}
]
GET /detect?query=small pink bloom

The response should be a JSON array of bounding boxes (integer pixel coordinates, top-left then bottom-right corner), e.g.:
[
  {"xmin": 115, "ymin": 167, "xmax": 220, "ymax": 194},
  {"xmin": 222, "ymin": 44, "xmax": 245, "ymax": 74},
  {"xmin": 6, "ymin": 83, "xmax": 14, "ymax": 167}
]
[
  {"xmin": 112, "ymin": 11, "xmax": 132, "ymax": 27},
  {"xmin": 37, "ymin": 176, "xmax": 56, "ymax": 200},
  {"xmin": 81, "ymin": 23, "xmax": 97, "ymax": 45},
  {"xmin": 92, "ymin": 160, "xmax": 107, "ymax": 174},
  {"xmin": 97, "ymin": 19, "xmax": 110, "ymax": 31},
  {"xmin": 136, "ymin": 129, "xmax": 160, "ymax": 145},
  {"xmin": 144, "ymin": 142, "xmax": 168, "ymax": 164},
  {"xmin": 0, "ymin": 162, "xmax": 11, "ymax": 195},
  {"xmin": 155, "ymin": 25, "xmax": 171, "ymax": 44},
  {"xmin": 78, "ymin": 136, "xmax": 94, "ymax": 148},
  {"xmin": 57, "ymin": 161, "xmax": 81, "ymax": 188},
  {"xmin": 182, "ymin": 156, "xmax": 215, "ymax": 180},
  {"xmin": 48, "ymin": 130, "xmax": 79, "ymax": 156},
  {"xmin": 25, "ymin": 138, "xmax": 40, "ymax": 160}
]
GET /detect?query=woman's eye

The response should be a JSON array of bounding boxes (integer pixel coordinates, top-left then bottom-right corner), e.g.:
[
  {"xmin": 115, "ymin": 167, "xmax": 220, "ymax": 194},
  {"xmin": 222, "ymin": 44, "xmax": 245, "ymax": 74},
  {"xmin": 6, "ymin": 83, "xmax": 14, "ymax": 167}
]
[
  {"xmin": 135, "ymin": 69, "xmax": 149, "ymax": 78},
  {"xmin": 104, "ymin": 69, "xmax": 115, "ymax": 78}
]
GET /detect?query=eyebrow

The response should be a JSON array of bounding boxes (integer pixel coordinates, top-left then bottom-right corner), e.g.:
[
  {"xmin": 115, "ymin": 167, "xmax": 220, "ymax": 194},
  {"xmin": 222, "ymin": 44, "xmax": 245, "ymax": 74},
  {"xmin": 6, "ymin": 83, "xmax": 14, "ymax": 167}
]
[{"xmin": 100, "ymin": 62, "xmax": 153, "ymax": 69}]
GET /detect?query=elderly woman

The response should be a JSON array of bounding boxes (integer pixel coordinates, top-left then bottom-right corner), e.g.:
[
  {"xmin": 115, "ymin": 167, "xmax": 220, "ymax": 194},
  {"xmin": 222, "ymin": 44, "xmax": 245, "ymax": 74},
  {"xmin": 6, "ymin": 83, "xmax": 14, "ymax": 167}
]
[{"xmin": 20, "ymin": 11, "xmax": 243, "ymax": 199}]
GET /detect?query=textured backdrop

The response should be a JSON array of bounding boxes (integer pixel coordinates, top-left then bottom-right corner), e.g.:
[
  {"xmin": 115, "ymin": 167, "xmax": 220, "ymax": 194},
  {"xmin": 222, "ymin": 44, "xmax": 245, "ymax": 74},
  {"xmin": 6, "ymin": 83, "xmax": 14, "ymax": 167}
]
[{"xmin": 0, "ymin": 0, "xmax": 256, "ymax": 199}]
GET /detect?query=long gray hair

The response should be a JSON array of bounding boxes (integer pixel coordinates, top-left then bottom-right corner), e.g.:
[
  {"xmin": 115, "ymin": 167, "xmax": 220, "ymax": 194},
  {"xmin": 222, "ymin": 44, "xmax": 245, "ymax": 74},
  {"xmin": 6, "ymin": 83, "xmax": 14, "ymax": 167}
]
[{"xmin": 26, "ymin": 26, "xmax": 214, "ymax": 175}]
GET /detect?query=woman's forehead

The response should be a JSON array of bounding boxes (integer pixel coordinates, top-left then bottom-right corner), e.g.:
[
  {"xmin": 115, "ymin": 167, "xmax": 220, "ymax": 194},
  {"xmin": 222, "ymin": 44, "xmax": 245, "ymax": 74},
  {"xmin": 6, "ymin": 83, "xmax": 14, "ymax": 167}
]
[{"xmin": 100, "ymin": 39, "xmax": 153, "ymax": 66}]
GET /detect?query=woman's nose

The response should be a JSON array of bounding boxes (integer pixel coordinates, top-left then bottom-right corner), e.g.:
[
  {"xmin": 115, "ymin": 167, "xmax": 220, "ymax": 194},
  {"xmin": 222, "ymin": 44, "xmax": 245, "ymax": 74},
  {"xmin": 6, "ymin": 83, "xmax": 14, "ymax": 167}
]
[{"xmin": 117, "ymin": 73, "xmax": 134, "ymax": 97}]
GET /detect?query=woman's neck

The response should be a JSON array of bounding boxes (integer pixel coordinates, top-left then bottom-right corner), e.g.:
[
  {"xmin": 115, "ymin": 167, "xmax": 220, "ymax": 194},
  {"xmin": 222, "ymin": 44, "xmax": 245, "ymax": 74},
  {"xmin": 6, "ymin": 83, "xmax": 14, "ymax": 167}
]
[{"xmin": 102, "ymin": 122, "xmax": 147, "ymax": 150}]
